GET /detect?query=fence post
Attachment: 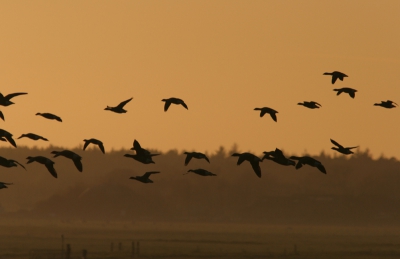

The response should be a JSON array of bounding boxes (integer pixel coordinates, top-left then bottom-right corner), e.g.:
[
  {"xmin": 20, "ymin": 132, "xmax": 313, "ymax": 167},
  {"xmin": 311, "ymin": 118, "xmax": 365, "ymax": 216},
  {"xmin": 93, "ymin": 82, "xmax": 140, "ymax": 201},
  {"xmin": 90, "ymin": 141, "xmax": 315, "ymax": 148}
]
[{"xmin": 66, "ymin": 244, "xmax": 71, "ymax": 259}]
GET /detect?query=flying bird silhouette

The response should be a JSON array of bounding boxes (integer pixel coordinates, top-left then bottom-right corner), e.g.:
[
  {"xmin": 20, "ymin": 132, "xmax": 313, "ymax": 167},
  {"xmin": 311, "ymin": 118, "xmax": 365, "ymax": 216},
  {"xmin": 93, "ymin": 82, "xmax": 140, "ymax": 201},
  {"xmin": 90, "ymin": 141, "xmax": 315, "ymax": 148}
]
[
  {"xmin": 129, "ymin": 171, "xmax": 160, "ymax": 183},
  {"xmin": 254, "ymin": 107, "xmax": 278, "ymax": 122},
  {"xmin": 83, "ymin": 138, "xmax": 105, "ymax": 154},
  {"xmin": 162, "ymin": 97, "xmax": 188, "ymax": 111},
  {"xmin": 323, "ymin": 71, "xmax": 348, "ymax": 84},
  {"xmin": 289, "ymin": 156, "xmax": 326, "ymax": 174},
  {"xmin": 330, "ymin": 139, "xmax": 358, "ymax": 155},
  {"xmin": 262, "ymin": 148, "xmax": 295, "ymax": 166},
  {"xmin": 0, "ymin": 92, "xmax": 27, "ymax": 106},
  {"xmin": 26, "ymin": 156, "xmax": 57, "ymax": 178},
  {"xmin": 297, "ymin": 101, "xmax": 321, "ymax": 109},
  {"xmin": 36, "ymin": 113, "xmax": 62, "ymax": 122},
  {"xmin": 374, "ymin": 100, "xmax": 397, "ymax": 109},
  {"xmin": 0, "ymin": 156, "xmax": 26, "ymax": 170},
  {"xmin": 0, "ymin": 129, "xmax": 17, "ymax": 148},
  {"xmin": 183, "ymin": 152, "xmax": 210, "ymax": 166},
  {"xmin": 185, "ymin": 169, "xmax": 216, "ymax": 176},
  {"xmin": 104, "ymin": 97, "xmax": 133, "ymax": 113},
  {"xmin": 333, "ymin": 87, "xmax": 357, "ymax": 98},
  {"xmin": 0, "ymin": 182, "xmax": 13, "ymax": 189},
  {"xmin": 231, "ymin": 152, "xmax": 262, "ymax": 178},
  {"xmin": 51, "ymin": 150, "xmax": 83, "ymax": 172},
  {"xmin": 18, "ymin": 133, "xmax": 48, "ymax": 141}
]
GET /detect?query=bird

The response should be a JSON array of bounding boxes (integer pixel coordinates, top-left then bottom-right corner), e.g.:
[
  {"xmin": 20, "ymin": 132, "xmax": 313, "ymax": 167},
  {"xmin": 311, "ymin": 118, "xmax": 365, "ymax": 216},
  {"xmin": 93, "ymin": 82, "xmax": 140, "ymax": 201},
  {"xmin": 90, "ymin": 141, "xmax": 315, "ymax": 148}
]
[
  {"xmin": 104, "ymin": 97, "xmax": 133, "ymax": 113},
  {"xmin": 231, "ymin": 152, "xmax": 262, "ymax": 178},
  {"xmin": 0, "ymin": 156, "xmax": 26, "ymax": 170},
  {"xmin": 130, "ymin": 139, "xmax": 152, "ymax": 156},
  {"xmin": 51, "ymin": 150, "xmax": 83, "ymax": 172},
  {"xmin": 330, "ymin": 139, "xmax": 358, "ymax": 155},
  {"xmin": 333, "ymin": 87, "xmax": 357, "ymax": 98},
  {"xmin": 124, "ymin": 153, "xmax": 160, "ymax": 164},
  {"xmin": 289, "ymin": 156, "xmax": 326, "ymax": 174},
  {"xmin": 18, "ymin": 133, "xmax": 48, "ymax": 141},
  {"xmin": 0, "ymin": 129, "xmax": 17, "ymax": 148},
  {"xmin": 323, "ymin": 71, "xmax": 348, "ymax": 84},
  {"xmin": 83, "ymin": 138, "xmax": 105, "ymax": 154},
  {"xmin": 374, "ymin": 100, "xmax": 397, "ymax": 109},
  {"xmin": 0, "ymin": 92, "xmax": 27, "ymax": 106},
  {"xmin": 26, "ymin": 156, "xmax": 57, "ymax": 178},
  {"xmin": 297, "ymin": 101, "xmax": 321, "ymax": 109},
  {"xmin": 36, "ymin": 113, "xmax": 62, "ymax": 122},
  {"xmin": 185, "ymin": 169, "xmax": 216, "ymax": 176},
  {"xmin": 254, "ymin": 107, "xmax": 278, "ymax": 122},
  {"xmin": 262, "ymin": 148, "xmax": 295, "ymax": 166},
  {"xmin": 161, "ymin": 97, "xmax": 188, "ymax": 111},
  {"xmin": 183, "ymin": 152, "xmax": 210, "ymax": 166},
  {"xmin": 0, "ymin": 182, "xmax": 13, "ymax": 189},
  {"xmin": 129, "ymin": 171, "xmax": 160, "ymax": 183}
]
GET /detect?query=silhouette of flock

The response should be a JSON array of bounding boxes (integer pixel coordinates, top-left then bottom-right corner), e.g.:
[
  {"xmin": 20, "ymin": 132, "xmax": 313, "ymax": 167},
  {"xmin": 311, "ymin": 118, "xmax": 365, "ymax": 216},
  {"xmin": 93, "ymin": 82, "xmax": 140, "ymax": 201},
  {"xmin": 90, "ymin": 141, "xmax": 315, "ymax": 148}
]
[{"xmin": 0, "ymin": 72, "xmax": 397, "ymax": 188}]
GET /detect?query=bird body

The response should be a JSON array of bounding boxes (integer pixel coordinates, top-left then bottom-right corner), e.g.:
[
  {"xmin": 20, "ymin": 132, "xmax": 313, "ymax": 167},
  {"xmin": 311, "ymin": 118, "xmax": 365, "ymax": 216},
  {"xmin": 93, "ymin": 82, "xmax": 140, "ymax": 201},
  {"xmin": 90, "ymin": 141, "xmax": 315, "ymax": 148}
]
[
  {"xmin": 330, "ymin": 139, "xmax": 358, "ymax": 155},
  {"xmin": 129, "ymin": 171, "xmax": 160, "ymax": 183},
  {"xmin": 83, "ymin": 138, "xmax": 105, "ymax": 154},
  {"xmin": 254, "ymin": 107, "xmax": 278, "ymax": 122},
  {"xmin": 262, "ymin": 148, "xmax": 295, "ymax": 166},
  {"xmin": 297, "ymin": 101, "xmax": 321, "ymax": 109},
  {"xmin": 26, "ymin": 156, "xmax": 57, "ymax": 178},
  {"xmin": 290, "ymin": 156, "xmax": 326, "ymax": 174},
  {"xmin": 323, "ymin": 71, "xmax": 348, "ymax": 84},
  {"xmin": 333, "ymin": 87, "xmax": 357, "ymax": 98},
  {"xmin": 104, "ymin": 97, "xmax": 133, "ymax": 113},
  {"xmin": 51, "ymin": 150, "xmax": 83, "ymax": 172},
  {"xmin": 374, "ymin": 100, "xmax": 397, "ymax": 109},
  {"xmin": 36, "ymin": 113, "xmax": 62, "ymax": 122},
  {"xmin": 18, "ymin": 133, "xmax": 48, "ymax": 141},
  {"xmin": 186, "ymin": 169, "xmax": 216, "ymax": 176},
  {"xmin": 162, "ymin": 97, "xmax": 188, "ymax": 111},
  {"xmin": 231, "ymin": 152, "xmax": 262, "ymax": 178},
  {"xmin": 0, "ymin": 92, "xmax": 27, "ymax": 106},
  {"xmin": 184, "ymin": 152, "xmax": 210, "ymax": 166},
  {"xmin": 124, "ymin": 153, "xmax": 159, "ymax": 164}
]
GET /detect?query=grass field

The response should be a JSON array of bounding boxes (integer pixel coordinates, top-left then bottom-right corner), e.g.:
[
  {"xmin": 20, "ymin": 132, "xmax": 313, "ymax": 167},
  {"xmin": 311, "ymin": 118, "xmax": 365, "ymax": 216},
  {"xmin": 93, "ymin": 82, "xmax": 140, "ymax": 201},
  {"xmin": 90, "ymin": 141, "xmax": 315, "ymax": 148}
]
[{"xmin": 0, "ymin": 220, "xmax": 399, "ymax": 259}]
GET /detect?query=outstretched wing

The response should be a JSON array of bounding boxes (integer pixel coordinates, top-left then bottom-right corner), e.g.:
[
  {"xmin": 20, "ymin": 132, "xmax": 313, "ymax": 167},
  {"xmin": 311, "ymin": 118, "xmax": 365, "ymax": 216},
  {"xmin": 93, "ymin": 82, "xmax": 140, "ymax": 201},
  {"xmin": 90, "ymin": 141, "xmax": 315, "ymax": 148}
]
[
  {"xmin": 5, "ymin": 92, "xmax": 28, "ymax": 100},
  {"xmin": 5, "ymin": 135, "xmax": 17, "ymax": 148},
  {"xmin": 184, "ymin": 154, "xmax": 192, "ymax": 166},
  {"xmin": 73, "ymin": 158, "xmax": 83, "ymax": 172},
  {"xmin": 98, "ymin": 143, "xmax": 105, "ymax": 154},
  {"xmin": 250, "ymin": 161, "xmax": 261, "ymax": 178},
  {"xmin": 13, "ymin": 160, "xmax": 26, "ymax": 170},
  {"xmin": 317, "ymin": 164, "xmax": 327, "ymax": 174},
  {"xmin": 349, "ymin": 91, "xmax": 355, "ymax": 98},
  {"xmin": 332, "ymin": 75, "xmax": 338, "ymax": 84},
  {"xmin": 270, "ymin": 113, "xmax": 277, "ymax": 122},
  {"xmin": 180, "ymin": 101, "xmax": 188, "ymax": 110},
  {"xmin": 330, "ymin": 139, "xmax": 343, "ymax": 149},
  {"xmin": 117, "ymin": 97, "xmax": 133, "ymax": 109},
  {"xmin": 143, "ymin": 171, "xmax": 160, "ymax": 179},
  {"xmin": 0, "ymin": 111, "xmax": 4, "ymax": 121},
  {"xmin": 45, "ymin": 163, "xmax": 58, "ymax": 178},
  {"xmin": 347, "ymin": 146, "xmax": 359, "ymax": 150},
  {"xmin": 164, "ymin": 101, "xmax": 171, "ymax": 111}
]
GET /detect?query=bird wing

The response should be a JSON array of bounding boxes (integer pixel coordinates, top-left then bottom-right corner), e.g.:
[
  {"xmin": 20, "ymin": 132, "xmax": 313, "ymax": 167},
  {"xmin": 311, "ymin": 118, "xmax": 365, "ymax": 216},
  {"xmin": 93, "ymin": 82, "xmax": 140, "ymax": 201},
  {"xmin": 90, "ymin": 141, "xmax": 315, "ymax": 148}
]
[
  {"xmin": 180, "ymin": 101, "xmax": 188, "ymax": 110},
  {"xmin": 330, "ymin": 139, "xmax": 343, "ymax": 149},
  {"xmin": 204, "ymin": 155, "xmax": 210, "ymax": 163},
  {"xmin": 164, "ymin": 101, "xmax": 171, "ymax": 111},
  {"xmin": 250, "ymin": 161, "xmax": 261, "ymax": 178},
  {"xmin": 5, "ymin": 92, "xmax": 28, "ymax": 100},
  {"xmin": 45, "ymin": 163, "xmax": 58, "ymax": 178},
  {"xmin": 332, "ymin": 76, "xmax": 338, "ymax": 84},
  {"xmin": 274, "ymin": 148, "xmax": 285, "ymax": 159},
  {"xmin": 13, "ymin": 160, "xmax": 26, "ymax": 170},
  {"xmin": 73, "ymin": 158, "xmax": 83, "ymax": 172},
  {"xmin": 5, "ymin": 135, "xmax": 17, "ymax": 148},
  {"xmin": 317, "ymin": 164, "xmax": 327, "ymax": 174},
  {"xmin": 143, "ymin": 171, "xmax": 160, "ymax": 179},
  {"xmin": 98, "ymin": 143, "xmax": 105, "ymax": 154},
  {"xmin": 117, "ymin": 97, "xmax": 133, "ymax": 109},
  {"xmin": 184, "ymin": 154, "xmax": 192, "ymax": 166},
  {"xmin": 133, "ymin": 140, "xmax": 142, "ymax": 151},
  {"xmin": 295, "ymin": 161, "xmax": 303, "ymax": 170},
  {"xmin": 55, "ymin": 115, "xmax": 62, "ymax": 122},
  {"xmin": 315, "ymin": 102, "xmax": 322, "ymax": 107},
  {"xmin": 347, "ymin": 146, "xmax": 359, "ymax": 150},
  {"xmin": 0, "ymin": 111, "xmax": 4, "ymax": 121},
  {"xmin": 270, "ymin": 112, "xmax": 277, "ymax": 122},
  {"xmin": 349, "ymin": 92, "xmax": 355, "ymax": 98},
  {"xmin": 237, "ymin": 156, "xmax": 246, "ymax": 165}
]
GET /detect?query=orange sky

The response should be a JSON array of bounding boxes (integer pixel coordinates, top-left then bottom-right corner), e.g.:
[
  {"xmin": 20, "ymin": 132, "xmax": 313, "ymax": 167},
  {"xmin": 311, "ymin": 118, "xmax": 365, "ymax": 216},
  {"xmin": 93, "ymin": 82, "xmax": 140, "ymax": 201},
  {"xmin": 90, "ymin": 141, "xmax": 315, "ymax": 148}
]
[{"xmin": 0, "ymin": 1, "xmax": 399, "ymax": 159}]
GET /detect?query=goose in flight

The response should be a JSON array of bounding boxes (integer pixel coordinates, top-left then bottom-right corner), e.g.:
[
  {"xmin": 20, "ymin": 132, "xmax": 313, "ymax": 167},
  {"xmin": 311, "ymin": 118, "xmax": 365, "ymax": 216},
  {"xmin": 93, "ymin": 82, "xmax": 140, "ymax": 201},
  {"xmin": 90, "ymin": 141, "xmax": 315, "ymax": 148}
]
[
  {"xmin": 333, "ymin": 87, "xmax": 357, "ymax": 98},
  {"xmin": 0, "ymin": 129, "xmax": 17, "ymax": 148},
  {"xmin": 18, "ymin": 133, "xmax": 48, "ymax": 141},
  {"xmin": 83, "ymin": 138, "xmax": 105, "ymax": 154},
  {"xmin": 36, "ymin": 113, "xmax": 62, "ymax": 122},
  {"xmin": 262, "ymin": 148, "xmax": 295, "ymax": 166},
  {"xmin": 297, "ymin": 101, "xmax": 321, "ymax": 109},
  {"xmin": 26, "ymin": 156, "xmax": 57, "ymax": 178},
  {"xmin": 162, "ymin": 97, "xmax": 188, "ymax": 111},
  {"xmin": 185, "ymin": 169, "xmax": 216, "ymax": 176},
  {"xmin": 254, "ymin": 107, "xmax": 278, "ymax": 122},
  {"xmin": 0, "ymin": 92, "xmax": 27, "ymax": 106},
  {"xmin": 323, "ymin": 71, "xmax": 348, "ymax": 84},
  {"xmin": 289, "ymin": 156, "xmax": 326, "ymax": 174},
  {"xmin": 51, "ymin": 150, "xmax": 83, "ymax": 172},
  {"xmin": 184, "ymin": 152, "xmax": 210, "ymax": 166},
  {"xmin": 129, "ymin": 171, "xmax": 160, "ymax": 183},
  {"xmin": 0, "ymin": 182, "xmax": 13, "ymax": 189},
  {"xmin": 231, "ymin": 152, "xmax": 262, "ymax": 178},
  {"xmin": 0, "ymin": 156, "xmax": 26, "ymax": 170},
  {"xmin": 374, "ymin": 100, "xmax": 397, "ymax": 109},
  {"xmin": 104, "ymin": 97, "xmax": 133, "ymax": 113},
  {"xmin": 130, "ymin": 139, "xmax": 152, "ymax": 156},
  {"xmin": 330, "ymin": 139, "xmax": 358, "ymax": 155}
]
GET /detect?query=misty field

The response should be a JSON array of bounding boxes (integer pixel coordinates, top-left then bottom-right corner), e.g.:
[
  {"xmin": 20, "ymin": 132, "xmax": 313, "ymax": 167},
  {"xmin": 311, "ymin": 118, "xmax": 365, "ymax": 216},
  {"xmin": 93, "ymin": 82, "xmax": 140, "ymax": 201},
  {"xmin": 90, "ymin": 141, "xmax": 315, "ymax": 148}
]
[{"xmin": 1, "ymin": 220, "xmax": 399, "ymax": 259}]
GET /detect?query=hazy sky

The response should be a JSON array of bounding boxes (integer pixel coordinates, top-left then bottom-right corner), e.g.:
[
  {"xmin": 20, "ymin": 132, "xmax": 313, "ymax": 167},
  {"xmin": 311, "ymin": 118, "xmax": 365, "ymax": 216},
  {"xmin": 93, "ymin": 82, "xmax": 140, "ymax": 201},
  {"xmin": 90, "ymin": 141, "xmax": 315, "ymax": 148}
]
[{"xmin": 1, "ymin": 1, "xmax": 399, "ymax": 159}]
